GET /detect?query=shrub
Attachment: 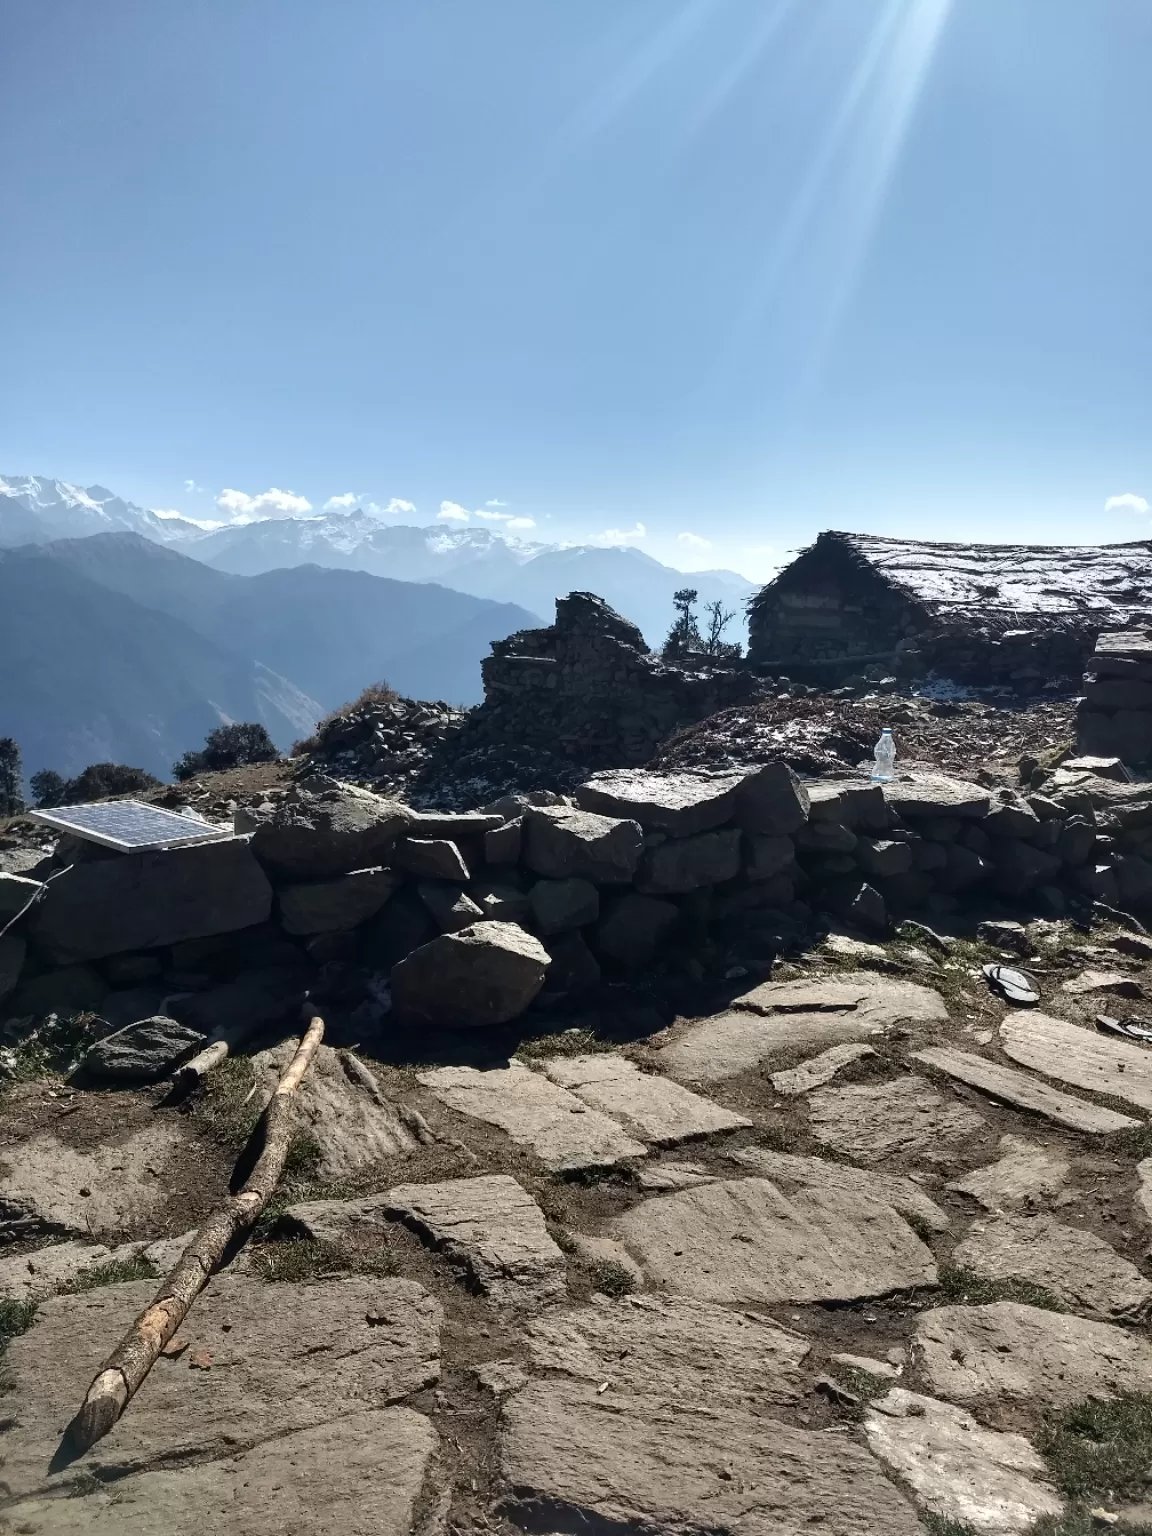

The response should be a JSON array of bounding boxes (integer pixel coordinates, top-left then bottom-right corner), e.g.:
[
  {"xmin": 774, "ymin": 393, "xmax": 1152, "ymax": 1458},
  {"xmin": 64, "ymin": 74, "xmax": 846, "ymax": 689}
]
[
  {"xmin": 662, "ymin": 588, "xmax": 703, "ymax": 659},
  {"xmin": 174, "ymin": 722, "xmax": 279, "ymax": 781},
  {"xmin": 63, "ymin": 762, "xmax": 160, "ymax": 802}
]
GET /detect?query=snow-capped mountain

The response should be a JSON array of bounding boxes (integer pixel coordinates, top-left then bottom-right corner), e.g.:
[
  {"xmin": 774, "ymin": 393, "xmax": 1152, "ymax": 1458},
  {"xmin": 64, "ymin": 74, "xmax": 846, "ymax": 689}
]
[
  {"xmin": 0, "ymin": 477, "xmax": 757, "ymax": 645},
  {"xmin": 0, "ymin": 475, "xmax": 205, "ymax": 546}
]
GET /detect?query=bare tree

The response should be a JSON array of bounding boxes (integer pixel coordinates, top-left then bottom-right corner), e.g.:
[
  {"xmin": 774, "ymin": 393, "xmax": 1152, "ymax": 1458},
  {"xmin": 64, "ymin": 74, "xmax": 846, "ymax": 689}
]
[{"xmin": 701, "ymin": 599, "xmax": 741, "ymax": 659}]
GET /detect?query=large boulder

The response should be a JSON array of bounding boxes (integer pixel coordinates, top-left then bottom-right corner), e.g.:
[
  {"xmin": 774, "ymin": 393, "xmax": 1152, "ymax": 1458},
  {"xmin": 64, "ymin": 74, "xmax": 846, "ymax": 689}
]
[
  {"xmin": 806, "ymin": 781, "xmax": 887, "ymax": 832},
  {"xmin": 10, "ymin": 962, "xmax": 107, "ymax": 1018},
  {"xmin": 277, "ymin": 866, "xmax": 402, "ymax": 935},
  {"xmin": 0, "ymin": 933, "xmax": 26, "ymax": 1001},
  {"xmin": 733, "ymin": 761, "xmax": 811, "ymax": 835},
  {"xmin": 235, "ymin": 782, "xmax": 409, "ymax": 879},
  {"xmin": 391, "ymin": 921, "xmax": 550, "ymax": 1027},
  {"xmin": 635, "ymin": 828, "xmax": 742, "ymax": 895},
  {"xmin": 522, "ymin": 807, "xmax": 643, "ymax": 884},
  {"xmin": 29, "ymin": 839, "xmax": 273, "ymax": 964},
  {"xmin": 393, "ymin": 838, "xmax": 470, "ymax": 881}
]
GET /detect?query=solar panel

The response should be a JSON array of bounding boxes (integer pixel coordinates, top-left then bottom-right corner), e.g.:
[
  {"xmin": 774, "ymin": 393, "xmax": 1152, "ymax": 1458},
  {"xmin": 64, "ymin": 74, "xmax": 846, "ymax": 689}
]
[{"xmin": 30, "ymin": 800, "xmax": 233, "ymax": 853}]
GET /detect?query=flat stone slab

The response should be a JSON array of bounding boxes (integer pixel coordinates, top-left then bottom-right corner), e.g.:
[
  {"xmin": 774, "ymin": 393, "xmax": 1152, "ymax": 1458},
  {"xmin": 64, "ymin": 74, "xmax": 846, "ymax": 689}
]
[
  {"xmin": 417, "ymin": 1062, "xmax": 647, "ymax": 1171},
  {"xmin": 882, "ymin": 772, "xmax": 991, "ymax": 819},
  {"xmin": 769, "ymin": 1042, "xmax": 877, "ymax": 1095},
  {"xmin": 807, "ymin": 1075, "xmax": 984, "ymax": 1166},
  {"xmin": 661, "ymin": 974, "xmax": 946, "ymax": 1083},
  {"xmin": 0, "ymin": 1274, "xmax": 441, "ymax": 1500},
  {"xmin": 999, "ymin": 1010, "xmax": 1152, "ymax": 1114},
  {"xmin": 864, "ymin": 1387, "xmax": 1063, "ymax": 1534},
  {"xmin": 540, "ymin": 1053, "xmax": 751, "ymax": 1144},
  {"xmin": 948, "ymin": 1135, "xmax": 1071, "ymax": 1213},
  {"xmin": 576, "ymin": 768, "xmax": 744, "ymax": 836},
  {"xmin": 383, "ymin": 1174, "xmax": 566, "ymax": 1313},
  {"xmin": 952, "ymin": 1214, "xmax": 1152, "ymax": 1321},
  {"xmin": 0, "ymin": 1121, "xmax": 189, "ymax": 1242},
  {"xmin": 525, "ymin": 1293, "xmax": 811, "ymax": 1407},
  {"xmin": 913, "ymin": 1045, "xmax": 1139, "ymax": 1133},
  {"xmin": 635, "ymin": 1160, "xmax": 717, "ymax": 1191},
  {"xmin": 1136, "ymin": 1156, "xmax": 1152, "ymax": 1226},
  {"xmin": 253, "ymin": 1043, "xmax": 419, "ymax": 1181},
  {"xmin": 731, "ymin": 1147, "xmax": 950, "ymax": 1231},
  {"xmin": 0, "ymin": 1408, "xmax": 437, "ymax": 1536},
  {"xmin": 502, "ymin": 1379, "xmax": 923, "ymax": 1536},
  {"xmin": 611, "ymin": 1176, "xmax": 936, "ymax": 1304},
  {"xmin": 915, "ymin": 1300, "xmax": 1152, "ymax": 1408}
]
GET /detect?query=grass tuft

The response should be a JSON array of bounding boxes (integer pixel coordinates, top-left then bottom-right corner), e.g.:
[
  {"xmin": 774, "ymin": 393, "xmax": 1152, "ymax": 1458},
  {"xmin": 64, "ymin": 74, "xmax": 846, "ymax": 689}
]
[
  {"xmin": 250, "ymin": 1238, "xmax": 399, "ymax": 1284},
  {"xmin": 57, "ymin": 1254, "xmax": 158, "ymax": 1295},
  {"xmin": 0, "ymin": 1298, "xmax": 37, "ymax": 1354},
  {"xmin": 197, "ymin": 1055, "xmax": 261, "ymax": 1146},
  {"xmin": 935, "ymin": 1264, "xmax": 1065, "ymax": 1313},
  {"xmin": 1040, "ymin": 1391, "xmax": 1152, "ymax": 1501},
  {"xmin": 516, "ymin": 1028, "xmax": 616, "ymax": 1062},
  {"xmin": 589, "ymin": 1259, "xmax": 636, "ymax": 1298}
]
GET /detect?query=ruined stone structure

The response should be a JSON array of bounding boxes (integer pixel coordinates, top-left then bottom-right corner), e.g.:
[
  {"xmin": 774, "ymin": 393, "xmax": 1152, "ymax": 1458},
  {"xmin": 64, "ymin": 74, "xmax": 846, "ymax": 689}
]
[
  {"xmin": 468, "ymin": 591, "xmax": 760, "ymax": 767},
  {"xmin": 748, "ymin": 531, "xmax": 1152, "ymax": 686},
  {"xmin": 1078, "ymin": 628, "xmax": 1152, "ymax": 764}
]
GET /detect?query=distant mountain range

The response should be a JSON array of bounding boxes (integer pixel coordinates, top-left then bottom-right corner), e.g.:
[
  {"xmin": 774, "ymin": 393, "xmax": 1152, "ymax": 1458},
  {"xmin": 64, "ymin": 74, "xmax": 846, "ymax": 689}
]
[
  {"xmin": 0, "ymin": 533, "xmax": 538, "ymax": 780},
  {"xmin": 0, "ymin": 476, "xmax": 757, "ymax": 646}
]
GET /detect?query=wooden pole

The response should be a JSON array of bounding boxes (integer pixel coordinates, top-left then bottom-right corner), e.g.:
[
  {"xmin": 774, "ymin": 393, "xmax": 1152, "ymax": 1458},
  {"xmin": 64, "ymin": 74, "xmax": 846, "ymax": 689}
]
[{"xmin": 67, "ymin": 1007, "xmax": 326, "ymax": 1452}]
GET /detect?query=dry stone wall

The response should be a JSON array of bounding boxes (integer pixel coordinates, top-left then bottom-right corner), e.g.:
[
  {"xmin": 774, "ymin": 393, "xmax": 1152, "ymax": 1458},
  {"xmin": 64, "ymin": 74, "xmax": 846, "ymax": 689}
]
[
  {"xmin": 5, "ymin": 756, "xmax": 1151, "ymax": 1044},
  {"xmin": 1077, "ymin": 628, "xmax": 1152, "ymax": 765}
]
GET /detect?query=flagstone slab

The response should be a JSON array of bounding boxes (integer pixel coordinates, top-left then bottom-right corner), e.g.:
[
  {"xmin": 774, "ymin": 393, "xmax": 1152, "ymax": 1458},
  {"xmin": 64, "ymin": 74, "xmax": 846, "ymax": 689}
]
[
  {"xmin": 540, "ymin": 1053, "xmax": 750, "ymax": 1144},
  {"xmin": 501, "ymin": 1379, "xmax": 923, "ymax": 1536},
  {"xmin": 524, "ymin": 1293, "xmax": 811, "ymax": 1407},
  {"xmin": 610, "ymin": 1176, "xmax": 936, "ymax": 1305},
  {"xmin": 0, "ymin": 1274, "xmax": 441, "ymax": 1500},
  {"xmin": 660, "ymin": 974, "xmax": 946, "ymax": 1084},
  {"xmin": 952, "ymin": 1214, "xmax": 1152, "ymax": 1321},
  {"xmin": 382, "ymin": 1173, "xmax": 566, "ymax": 1313},
  {"xmin": 416, "ymin": 1061, "xmax": 646, "ymax": 1171},
  {"xmin": 999, "ymin": 1010, "xmax": 1152, "ymax": 1114},
  {"xmin": 769, "ymin": 1042, "xmax": 877, "ymax": 1096},
  {"xmin": 864, "ymin": 1388, "xmax": 1063, "ymax": 1534},
  {"xmin": 731, "ymin": 1146, "xmax": 950, "ymax": 1232},
  {"xmin": 948, "ymin": 1135, "xmax": 1071, "ymax": 1213},
  {"xmin": 914, "ymin": 1301, "xmax": 1152, "ymax": 1408},
  {"xmin": 913, "ymin": 1045, "xmax": 1138, "ymax": 1134},
  {"xmin": 807, "ymin": 1075, "xmax": 984, "ymax": 1166},
  {"xmin": 0, "ymin": 1409, "xmax": 438, "ymax": 1536}
]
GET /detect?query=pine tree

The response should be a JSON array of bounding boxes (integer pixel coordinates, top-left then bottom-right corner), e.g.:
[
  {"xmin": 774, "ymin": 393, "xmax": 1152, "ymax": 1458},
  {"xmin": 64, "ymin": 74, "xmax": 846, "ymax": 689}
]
[{"xmin": 0, "ymin": 738, "xmax": 25, "ymax": 818}]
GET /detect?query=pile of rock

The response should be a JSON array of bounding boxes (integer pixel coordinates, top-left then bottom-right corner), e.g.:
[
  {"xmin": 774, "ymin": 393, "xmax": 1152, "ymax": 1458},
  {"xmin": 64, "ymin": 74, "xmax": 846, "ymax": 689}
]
[
  {"xmin": 302, "ymin": 695, "xmax": 467, "ymax": 794},
  {"xmin": 1077, "ymin": 628, "xmax": 1152, "ymax": 766},
  {"xmin": 6, "ymin": 754, "xmax": 1152, "ymax": 1046}
]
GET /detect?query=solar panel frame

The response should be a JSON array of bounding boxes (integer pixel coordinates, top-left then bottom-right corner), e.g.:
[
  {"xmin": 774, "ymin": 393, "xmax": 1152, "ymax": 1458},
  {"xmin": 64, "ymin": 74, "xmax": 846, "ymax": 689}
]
[{"xmin": 29, "ymin": 800, "xmax": 234, "ymax": 853}]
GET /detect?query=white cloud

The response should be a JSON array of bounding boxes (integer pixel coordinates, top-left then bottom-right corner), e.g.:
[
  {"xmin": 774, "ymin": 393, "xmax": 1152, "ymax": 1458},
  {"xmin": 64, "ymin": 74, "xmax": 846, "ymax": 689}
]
[
  {"xmin": 1105, "ymin": 492, "xmax": 1150, "ymax": 515},
  {"xmin": 475, "ymin": 508, "xmax": 512, "ymax": 522},
  {"xmin": 183, "ymin": 478, "xmax": 206, "ymax": 494},
  {"xmin": 156, "ymin": 508, "xmax": 225, "ymax": 529},
  {"xmin": 438, "ymin": 500, "xmax": 471, "ymax": 523},
  {"xmin": 381, "ymin": 497, "xmax": 416, "ymax": 516},
  {"xmin": 485, "ymin": 498, "xmax": 509, "ymax": 507},
  {"xmin": 506, "ymin": 516, "xmax": 536, "ymax": 530},
  {"xmin": 677, "ymin": 531, "xmax": 712, "ymax": 551},
  {"xmin": 590, "ymin": 522, "xmax": 647, "ymax": 547},
  {"xmin": 216, "ymin": 487, "xmax": 313, "ymax": 522},
  {"xmin": 324, "ymin": 492, "xmax": 359, "ymax": 511}
]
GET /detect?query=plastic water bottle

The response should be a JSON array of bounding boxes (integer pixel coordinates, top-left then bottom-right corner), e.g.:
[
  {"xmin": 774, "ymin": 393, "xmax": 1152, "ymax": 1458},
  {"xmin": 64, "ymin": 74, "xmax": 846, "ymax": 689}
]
[{"xmin": 872, "ymin": 728, "xmax": 896, "ymax": 782}]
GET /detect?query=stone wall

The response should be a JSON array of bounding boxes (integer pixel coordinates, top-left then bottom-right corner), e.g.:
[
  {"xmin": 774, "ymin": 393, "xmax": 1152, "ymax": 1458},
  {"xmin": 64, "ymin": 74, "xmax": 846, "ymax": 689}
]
[
  {"xmin": 1077, "ymin": 629, "xmax": 1152, "ymax": 765},
  {"xmin": 466, "ymin": 592, "xmax": 762, "ymax": 767},
  {"xmin": 4, "ymin": 759, "xmax": 1146, "ymax": 1047}
]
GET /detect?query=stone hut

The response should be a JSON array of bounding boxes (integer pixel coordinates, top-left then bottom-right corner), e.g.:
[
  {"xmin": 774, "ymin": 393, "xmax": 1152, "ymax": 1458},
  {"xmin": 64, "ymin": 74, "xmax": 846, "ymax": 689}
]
[
  {"xmin": 747, "ymin": 530, "xmax": 1152, "ymax": 687},
  {"xmin": 469, "ymin": 591, "xmax": 760, "ymax": 767}
]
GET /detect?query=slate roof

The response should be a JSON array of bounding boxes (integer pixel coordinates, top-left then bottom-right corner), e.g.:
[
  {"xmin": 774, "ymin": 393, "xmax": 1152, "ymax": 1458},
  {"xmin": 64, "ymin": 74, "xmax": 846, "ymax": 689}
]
[{"xmin": 753, "ymin": 531, "xmax": 1152, "ymax": 628}]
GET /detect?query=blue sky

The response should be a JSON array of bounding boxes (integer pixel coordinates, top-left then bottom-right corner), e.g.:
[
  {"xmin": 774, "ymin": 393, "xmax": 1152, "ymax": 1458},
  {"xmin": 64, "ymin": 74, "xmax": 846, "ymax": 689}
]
[{"xmin": 2, "ymin": 0, "xmax": 1150, "ymax": 582}]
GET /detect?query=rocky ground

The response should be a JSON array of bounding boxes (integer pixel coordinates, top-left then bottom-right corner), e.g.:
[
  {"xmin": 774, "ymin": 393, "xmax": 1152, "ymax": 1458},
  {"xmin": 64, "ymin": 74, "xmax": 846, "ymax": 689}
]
[{"xmin": 7, "ymin": 911, "xmax": 1152, "ymax": 1532}]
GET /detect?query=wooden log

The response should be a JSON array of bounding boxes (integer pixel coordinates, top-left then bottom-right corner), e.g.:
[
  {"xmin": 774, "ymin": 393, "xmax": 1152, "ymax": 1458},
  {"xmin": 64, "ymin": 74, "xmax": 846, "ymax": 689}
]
[
  {"xmin": 67, "ymin": 1007, "xmax": 326, "ymax": 1452},
  {"xmin": 170, "ymin": 1017, "xmax": 260, "ymax": 1094}
]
